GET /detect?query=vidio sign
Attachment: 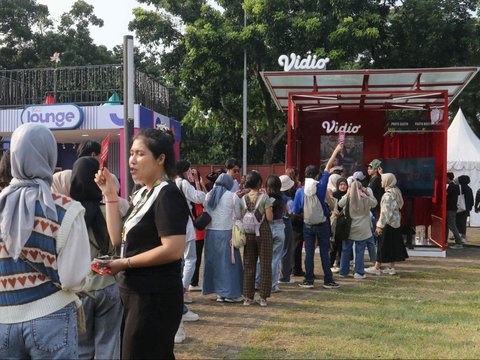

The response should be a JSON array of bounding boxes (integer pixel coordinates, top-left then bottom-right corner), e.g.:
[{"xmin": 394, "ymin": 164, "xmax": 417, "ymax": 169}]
[
  {"xmin": 278, "ymin": 52, "xmax": 330, "ymax": 72},
  {"xmin": 21, "ymin": 104, "xmax": 84, "ymax": 130}
]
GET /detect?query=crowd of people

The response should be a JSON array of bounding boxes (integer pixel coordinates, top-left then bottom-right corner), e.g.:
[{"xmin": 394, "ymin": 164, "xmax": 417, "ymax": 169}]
[{"xmin": 0, "ymin": 123, "xmax": 478, "ymax": 359}]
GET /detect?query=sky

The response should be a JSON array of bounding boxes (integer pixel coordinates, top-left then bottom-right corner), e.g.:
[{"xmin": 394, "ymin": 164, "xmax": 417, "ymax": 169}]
[
  {"xmin": 38, "ymin": 0, "xmax": 155, "ymax": 50},
  {"xmin": 38, "ymin": 0, "xmax": 221, "ymax": 50}
]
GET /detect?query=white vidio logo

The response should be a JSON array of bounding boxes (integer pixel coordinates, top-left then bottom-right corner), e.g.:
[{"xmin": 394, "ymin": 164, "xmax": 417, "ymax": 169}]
[
  {"xmin": 322, "ymin": 120, "xmax": 361, "ymax": 134},
  {"xmin": 278, "ymin": 52, "xmax": 330, "ymax": 72}
]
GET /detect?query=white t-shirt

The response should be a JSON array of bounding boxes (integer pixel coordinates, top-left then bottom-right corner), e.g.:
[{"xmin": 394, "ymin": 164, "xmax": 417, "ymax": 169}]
[{"xmin": 205, "ymin": 191, "xmax": 241, "ymax": 231}]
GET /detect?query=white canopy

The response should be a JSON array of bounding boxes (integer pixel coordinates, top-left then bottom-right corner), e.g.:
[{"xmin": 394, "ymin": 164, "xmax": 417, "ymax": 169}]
[{"xmin": 447, "ymin": 108, "xmax": 480, "ymax": 226}]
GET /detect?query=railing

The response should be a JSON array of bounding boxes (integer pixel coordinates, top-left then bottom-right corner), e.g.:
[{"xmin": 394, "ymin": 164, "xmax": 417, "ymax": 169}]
[{"xmin": 0, "ymin": 64, "xmax": 169, "ymax": 114}]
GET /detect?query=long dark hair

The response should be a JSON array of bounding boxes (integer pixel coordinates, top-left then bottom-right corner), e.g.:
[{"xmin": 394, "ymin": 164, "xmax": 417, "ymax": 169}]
[
  {"xmin": 245, "ymin": 171, "xmax": 262, "ymax": 189},
  {"xmin": 133, "ymin": 128, "xmax": 176, "ymax": 179},
  {"xmin": 266, "ymin": 175, "xmax": 282, "ymax": 215},
  {"xmin": 0, "ymin": 150, "xmax": 12, "ymax": 190}
]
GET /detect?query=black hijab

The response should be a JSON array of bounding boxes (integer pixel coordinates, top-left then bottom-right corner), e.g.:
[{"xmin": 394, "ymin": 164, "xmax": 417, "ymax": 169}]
[
  {"xmin": 70, "ymin": 156, "xmax": 111, "ymax": 255},
  {"xmin": 332, "ymin": 177, "xmax": 348, "ymax": 200}
]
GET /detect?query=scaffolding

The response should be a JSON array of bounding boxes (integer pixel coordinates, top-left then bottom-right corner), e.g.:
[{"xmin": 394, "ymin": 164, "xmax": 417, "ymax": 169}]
[{"xmin": 0, "ymin": 64, "xmax": 169, "ymax": 115}]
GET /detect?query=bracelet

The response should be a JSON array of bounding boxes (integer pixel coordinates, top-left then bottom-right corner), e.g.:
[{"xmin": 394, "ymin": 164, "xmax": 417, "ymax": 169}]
[
  {"xmin": 104, "ymin": 200, "xmax": 119, "ymax": 203},
  {"xmin": 127, "ymin": 258, "xmax": 133, "ymax": 268}
]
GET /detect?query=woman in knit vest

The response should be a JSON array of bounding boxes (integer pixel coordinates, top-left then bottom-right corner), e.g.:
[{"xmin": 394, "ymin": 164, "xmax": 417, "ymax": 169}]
[{"xmin": 0, "ymin": 123, "xmax": 91, "ymax": 359}]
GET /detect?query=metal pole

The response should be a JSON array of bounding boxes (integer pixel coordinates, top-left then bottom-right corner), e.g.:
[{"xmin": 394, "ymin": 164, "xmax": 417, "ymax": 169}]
[
  {"xmin": 242, "ymin": 7, "xmax": 248, "ymax": 175},
  {"xmin": 123, "ymin": 35, "xmax": 135, "ymax": 198}
]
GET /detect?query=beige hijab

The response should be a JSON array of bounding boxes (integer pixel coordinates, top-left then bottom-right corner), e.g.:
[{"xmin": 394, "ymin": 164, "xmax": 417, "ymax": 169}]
[
  {"xmin": 381, "ymin": 173, "xmax": 404, "ymax": 209},
  {"xmin": 51, "ymin": 169, "xmax": 72, "ymax": 196},
  {"xmin": 348, "ymin": 180, "xmax": 370, "ymax": 212}
]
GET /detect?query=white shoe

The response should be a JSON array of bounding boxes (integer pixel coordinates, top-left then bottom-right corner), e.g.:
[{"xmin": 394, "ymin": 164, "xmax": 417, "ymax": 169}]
[
  {"xmin": 174, "ymin": 320, "xmax": 186, "ymax": 344},
  {"xmin": 365, "ymin": 266, "xmax": 381, "ymax": 276},
  {"xmin": 354, "ymin": 273, "xmax": 367, "ymax": 279},
  {"xmin": 330, "ymin": 266, "xmax": 340, "ymax": 273},
  {"xmin": 381, "ymin": 267, "xmax": 397, "ymax": 275},
  {"xmin": 182, "ymin": 309, "xmax": 199, "ymax": 322},
  {"xmin": 188, "ymin": 285, "xmax": 202, "ymax": 292},
  {"xmin": 224, "ymin": 296, "xmax": 243, "ymax": 303},
  {"xmin": 183, "ymin": 292, "xmax": 194, "ymax": 304},
  {"xmin": 278, "ymin": 278, "xmax": 295, "ymax": 284},
  {"xmin": 271, "ymin": 285, "xmax": 281, "ymax": 293}
]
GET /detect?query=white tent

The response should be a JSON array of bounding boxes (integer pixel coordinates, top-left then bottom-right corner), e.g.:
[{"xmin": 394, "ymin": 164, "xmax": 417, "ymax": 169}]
[{"xmin": 447, "ymin": 108, "xmax": 480, "ymax": 226}]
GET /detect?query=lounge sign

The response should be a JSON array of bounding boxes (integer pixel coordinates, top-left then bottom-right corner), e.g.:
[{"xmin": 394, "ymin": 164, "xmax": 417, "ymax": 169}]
[
  {"xmin": 278, "ymin": 52, "xmax": 330, "ymax": 72},
  {"xmin": 21, "ymin": 104, "xmax": 84, "ymax": 130}
]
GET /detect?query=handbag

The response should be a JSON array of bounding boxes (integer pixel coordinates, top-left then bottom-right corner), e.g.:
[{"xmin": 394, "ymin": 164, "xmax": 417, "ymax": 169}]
[
  {"xmin": 193, "ymin": 211, "xmax": 212, "ymax": 230},
  {"xmin": 232, "ymin": 220, "xmax": 246, "ymax": 249},
  {"xmin": 335, "ymin": 199, "xmax": 352, "ymax": 242},
  {"xmin": 457, "ymin": 187, "xmax": 466, "ymax": 213}
]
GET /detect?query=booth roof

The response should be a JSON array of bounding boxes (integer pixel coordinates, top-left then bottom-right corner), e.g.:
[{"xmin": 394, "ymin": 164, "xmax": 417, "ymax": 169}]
[{"xmin": 261, "ymin": 67, "xmax": 479, "ymax": 112}]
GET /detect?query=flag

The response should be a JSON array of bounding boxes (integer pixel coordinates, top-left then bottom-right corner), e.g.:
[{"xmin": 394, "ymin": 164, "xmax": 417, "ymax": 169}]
[
  {"xmin": 99, "ymin": 134, "xmax": 111, "ymax": 169},
  {"xmin": 50, "ymin": 52, "xmax": 61, "ymax": 63}
]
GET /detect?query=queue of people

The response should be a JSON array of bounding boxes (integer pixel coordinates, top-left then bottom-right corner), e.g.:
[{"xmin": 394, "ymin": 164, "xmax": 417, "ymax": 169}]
[{"xmin": 1, "ymin": 122, "xmax": 476, "ymax": 359}]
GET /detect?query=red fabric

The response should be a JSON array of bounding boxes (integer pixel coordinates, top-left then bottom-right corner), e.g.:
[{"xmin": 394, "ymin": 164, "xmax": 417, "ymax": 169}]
[
  {"xmin": 43, "ymin": 94, "xmax": 55, "ymax": 104},
  {"xmin": 193, "ymin": 203, "xmax": 206, "ymax": 240},
  {"xmin": 383, "ymin": 133, "xmax": 433, "ymax": 226}
]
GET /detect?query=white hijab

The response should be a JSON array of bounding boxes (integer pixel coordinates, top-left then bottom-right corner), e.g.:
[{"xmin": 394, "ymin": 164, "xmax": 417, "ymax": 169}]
[{"xmin": 0, "ymin": 124, "xmax": 58, "ymax": 260}]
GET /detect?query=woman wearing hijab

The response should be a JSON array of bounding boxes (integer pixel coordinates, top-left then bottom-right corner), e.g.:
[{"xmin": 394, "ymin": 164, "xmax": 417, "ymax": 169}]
[
  {"xmin": 94, "ymin": 128, "xmax": 189, "ymax": 359},
  {"xmin": 51, "ymin": 169, "xmax": 72, "ymax": 196},
  {"xmin": 338, "ymin": 180, "xmax": 377, "ymax": 279},
  {"xmin": 365, "ymin": 173, "xmax": 409, "ymax": 276},
  {"xmin": 202, "ymin": 173, "xmax": 243, "ymax": 303},
  {"xmin": 70, "ymin": 156, "xmax": 123, "ymax": 360},
  {"xmin": 329, "ymin": 177, "xmax": 348, "ymax": 272},
  {"xmin": 0, "ymin": 123, "xmax": 90, "ymax": 359}
]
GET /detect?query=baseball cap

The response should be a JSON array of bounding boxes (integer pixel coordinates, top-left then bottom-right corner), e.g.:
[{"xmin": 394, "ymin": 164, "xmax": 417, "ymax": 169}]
[
  {"xmin": 368, "ymin": 159, "xmax": 382, "ymax": 170},
  {"xmin": 352, "ymin": 171, "xmax": 366, "ymax": 181},
  {"xmin": 279, "ymin": 175, "xmax": 295, "ymax": 192}
]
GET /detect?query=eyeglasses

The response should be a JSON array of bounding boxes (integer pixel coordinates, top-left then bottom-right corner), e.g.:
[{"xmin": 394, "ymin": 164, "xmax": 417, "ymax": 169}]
[{"xmin": 232, "ymin": 169, "xmax": 240, "ymax": 174}]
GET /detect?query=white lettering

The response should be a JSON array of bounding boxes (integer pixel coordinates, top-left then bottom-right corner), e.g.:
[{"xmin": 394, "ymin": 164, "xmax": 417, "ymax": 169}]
[
  {"xmin": 21, "ymin": 105, "xmax": 83, "ymax": 130},
  {"xmin": 322, "ymin": 120, "xmax": 361, "ymax": 134},
  {"xmin": 278, "ymin": 52, "xmax": 330, "ymax": 72}
]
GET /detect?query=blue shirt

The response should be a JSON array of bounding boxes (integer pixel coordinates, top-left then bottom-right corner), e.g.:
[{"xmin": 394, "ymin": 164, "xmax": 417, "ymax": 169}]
[{"xmin": 291, "ymin": 171, "xmax": 330, "ymax": 218}]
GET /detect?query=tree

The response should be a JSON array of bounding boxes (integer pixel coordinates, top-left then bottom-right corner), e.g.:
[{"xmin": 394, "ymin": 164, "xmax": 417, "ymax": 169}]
[{"xmin": 131, "ymin": 0, "xmax": 391, "ymax": 163}]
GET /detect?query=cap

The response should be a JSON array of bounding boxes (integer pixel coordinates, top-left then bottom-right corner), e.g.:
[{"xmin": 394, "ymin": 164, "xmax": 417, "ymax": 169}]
[
  {"xmin": 280, "ymin": 175, "xmax": 295, "ymax": 192},
  {"xmin": 352, "ymin": 171, "xmax": 366, "ymax": 181},
  {"xmin": 330, "ymin": 165, "xmax": 344, "ymax": 174},
  {"xmin": 368, "ymin": 159, "xmax": 382, "ymax": 170}
]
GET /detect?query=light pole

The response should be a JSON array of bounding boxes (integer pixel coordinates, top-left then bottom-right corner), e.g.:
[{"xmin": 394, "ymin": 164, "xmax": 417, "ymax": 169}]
[{"xmin": 242, "ymin": 6, "xmax": 248, "ymax": 175}]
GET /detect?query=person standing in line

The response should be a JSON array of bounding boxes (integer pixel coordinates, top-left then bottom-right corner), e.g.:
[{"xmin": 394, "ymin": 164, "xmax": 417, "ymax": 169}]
[
  {"xmin": 70, "ymin": 156, "xmax": 124, "ymax": 360},
  {"xmin": 255, "ymin": 175, "xmax": 286, "ymax": 292},
  {"xmin": 446, "ymin": 172, "xmax": 463, "ymax": 249},
  {"xmin": 475, "ymin": 187, "xmax": 480, "ymax": 214},
  {"xmin": 202, "ymin": 173, "xmax": 243, "ymax": 303},
  {"xmin": 94, "ymin": 127, "xmax": 189, "ymax": 359},
  {"xmin": 367, "ymin": 159, "xmax": 384, "ymax": 220},
  {"xmin": 225, "ymin": 158, "xmax": 242, "ymax": 193},
  {"xmin": 77, "ymin": 140, "xmax": 101, "ymax": 160},
  {"xmin": 278, "ymin": 174, "xmax": 296, "ymax": 284},
  {"xmin": 455, "ymin": 175, "xmax": 474, "ymax": 242},
  {"xmin": 365, "ymin": 173, "xmax": 408, "ymax": 275},
  {"xmin": 338, "ymin": 180, "xmax": 377, "ymax": 279},
  {"xmin": 329, "ymin": 177, "xmax": 349, "ymax": 272},
  {"xmin": 292, "ymin": 143, "xmax": 343, "ymax": 290},
  {"xmin": 189, "ymin": 168, "xmax": 208, "ymax": 292},
  {"xmin": 0, "ymin": 123, "xmax": 91, "ymax": 359},
  {"xmin": 241, "ymin": 171, "xmax": 273, "ymax": 307}
]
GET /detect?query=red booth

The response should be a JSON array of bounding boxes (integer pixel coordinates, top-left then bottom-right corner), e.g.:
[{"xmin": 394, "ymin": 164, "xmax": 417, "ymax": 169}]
[{"xmin": 261, "ymin": 67, "xmax": 479, "ymax": 251}]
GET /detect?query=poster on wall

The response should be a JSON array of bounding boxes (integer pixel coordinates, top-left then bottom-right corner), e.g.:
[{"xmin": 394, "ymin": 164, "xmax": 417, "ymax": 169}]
[{"xmin": 320, "ymin": 135, "xmax": 364, "ymax": 175}]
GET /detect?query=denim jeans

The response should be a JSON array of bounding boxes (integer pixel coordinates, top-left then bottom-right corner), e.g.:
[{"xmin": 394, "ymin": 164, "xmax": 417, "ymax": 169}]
[
  {"xmin": 340, "ymin": 239, "xmax": 367, "ymax": 276},
  {"xmin": 255, "ymin": 221, "xmax": 285, "ymax": 288},
  {"xmin": 365, "ymin": 236, "xmax": 376, "ymax": 262},
  {"xmin": 280, "ymin": 217, "xmax": 293, "ymax": 282},
  {"xmin": 303, "ymin": 222, "xmax": 333, "ymax": 283},
  {"xmin": 0, "ymin": 302, "xmax": 78, "ymax": 359},
  {"xmin": 78, "ymin": 283, "xmax": 123, "ymax": 360},
  {"xmin": 182, "ymin": 239, "xmax": 197, "ymax": 289},
  {"xmin": 446, "ymin": 210, "xmax": 462, "ymax": 244}
]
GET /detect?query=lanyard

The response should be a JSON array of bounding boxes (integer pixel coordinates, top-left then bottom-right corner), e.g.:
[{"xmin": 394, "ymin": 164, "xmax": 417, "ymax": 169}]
[{"xmin": 120, "ymin": 179, "xmax": 163, "ymax": 258}]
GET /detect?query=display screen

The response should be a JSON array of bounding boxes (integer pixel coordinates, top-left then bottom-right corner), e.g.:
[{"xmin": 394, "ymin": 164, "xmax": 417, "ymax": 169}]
[{"xmin": 381, "ymin": 157, "xmax": 435, "ymax": 198}]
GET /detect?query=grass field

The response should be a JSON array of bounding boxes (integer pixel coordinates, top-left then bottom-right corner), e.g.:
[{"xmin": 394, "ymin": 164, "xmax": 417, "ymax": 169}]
[{"xmin": 176, "ymin": 229, "xmax": 480, "ymax": 359}]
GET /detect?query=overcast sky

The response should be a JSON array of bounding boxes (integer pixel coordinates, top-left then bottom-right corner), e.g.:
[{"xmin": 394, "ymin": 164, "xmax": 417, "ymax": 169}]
[
  {"xmin": 38, "ymin": 0, "xmax": 155, "ymax": 50},
  {"xmin": 38, "ymin": 0, "xmax": 221, "ymax": 50}
]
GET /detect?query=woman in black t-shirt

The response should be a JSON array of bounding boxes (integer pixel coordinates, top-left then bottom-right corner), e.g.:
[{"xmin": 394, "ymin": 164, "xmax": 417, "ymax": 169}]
[{"xmin": 95, "ymin": 128, "xmax": 189, "ymax": 359}]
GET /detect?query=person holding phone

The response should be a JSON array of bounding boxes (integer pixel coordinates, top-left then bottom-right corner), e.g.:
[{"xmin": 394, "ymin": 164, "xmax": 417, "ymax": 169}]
[{"xmin": 95, "ymin": 127, "xmax": 190, "ymax": 359}]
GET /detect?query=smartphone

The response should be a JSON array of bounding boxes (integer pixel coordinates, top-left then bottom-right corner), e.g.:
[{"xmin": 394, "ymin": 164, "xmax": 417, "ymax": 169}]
[
  {"xmin": 93, "ymin": 255, "xmax": 119, "ymax": 264},
  {"xmin": 338, "ymin": 132, "xmax": 346, "ymax": 144}
]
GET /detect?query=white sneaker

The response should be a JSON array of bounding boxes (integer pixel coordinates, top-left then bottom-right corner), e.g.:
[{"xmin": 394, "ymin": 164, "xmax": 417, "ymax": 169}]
[
  {"xmin": 278, "ymin": 278, "xmax": 295, "ymax": 284},
  {"xmin": 365, "ymin": 266, "xmax": 381, "ymax": 276},
  {"xmin": 354, "ymin": 273, "xmax": 367, "ymax": 279},
  {"xmin": 330, "ymin": 266, "xmax": 340, "ymax": 273},
  {"xmin": 183, "ymin": 292, "xmax": 194, "ymax": 304},
  {"xmin": 271, "ymin": 285, "xmax": 281, "ymax": 293},
  {"xmin": 450, "ymin": 244, "xmax": 463, "ymax": 249},
  {"xmin": 174, "ymin": 320, "xmax": 185, "ymax": 344},
  {"xmin": 188, "ymin": 285, "xmax": 202, "ymax": 292},
  {"xmin": 182, "ymin": 309, "xmax": 199, "ymax": 322},
  {"xmin": 382, "ymin": 267, "xmax": 397, "ymax": 275}
]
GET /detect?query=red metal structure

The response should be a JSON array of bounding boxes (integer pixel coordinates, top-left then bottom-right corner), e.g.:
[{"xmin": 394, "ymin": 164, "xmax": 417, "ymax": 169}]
[{"xmin": 261, "ymin": 67, "xmax": 479, "ymax": 251}]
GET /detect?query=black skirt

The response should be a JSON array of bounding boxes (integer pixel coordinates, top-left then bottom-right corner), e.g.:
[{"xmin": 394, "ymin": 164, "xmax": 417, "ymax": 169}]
[{"xmin": 377, "ymin": 224, "xmax": 409, "ymax": 263}]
